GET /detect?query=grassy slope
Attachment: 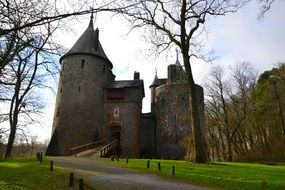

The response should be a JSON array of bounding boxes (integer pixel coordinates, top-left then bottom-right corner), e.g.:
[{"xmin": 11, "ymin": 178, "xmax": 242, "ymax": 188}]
[
  {"xmin": 0, "ymin": 157, "xmax": 82, "ymax": 190},
  {"xmin": 103, "ymin": 158, "xmax": 285, "ymax": 190}
]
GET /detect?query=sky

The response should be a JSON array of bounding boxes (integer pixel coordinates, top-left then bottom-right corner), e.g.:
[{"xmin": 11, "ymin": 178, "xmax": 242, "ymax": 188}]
[{"xmin": 18, "ymin": 0, "xmax": 285, "ymax": 142}]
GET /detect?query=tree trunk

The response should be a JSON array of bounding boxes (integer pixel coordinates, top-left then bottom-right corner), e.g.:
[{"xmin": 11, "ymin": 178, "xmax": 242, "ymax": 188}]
[
  {"xmin": 189, "ymin": 86, "xmax": 207, "ymax": 162},
  {"xmin": 4, "ymin": 79, "xmax": 20, "ymax": 159},
  {"xmin": 226, "ymin": 130, "xmax": 233, "ymax": 162},
  {"xmin": 182, "ymin": 52, "xmax": 207, "ymax": 163},
  {"xmin": 4, "ymin": 123, "xmax": 16, "ymax": 159}
]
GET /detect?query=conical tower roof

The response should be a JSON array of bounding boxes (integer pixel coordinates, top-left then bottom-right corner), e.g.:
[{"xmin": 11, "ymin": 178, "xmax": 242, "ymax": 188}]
[
  {"xmin": 150, "ymin": 74, "xmax": 160, "ymax": 88},
  {"xmin": 175, "ymin": 57, "xmax": 181, "ymax": 67},
  {"xmin": 175, "ymin": 49, "xmax": 181, "ymax": 67},
  {"xmin": 60, "ymin": 15, "xmax": 112, "ymax": 68}
]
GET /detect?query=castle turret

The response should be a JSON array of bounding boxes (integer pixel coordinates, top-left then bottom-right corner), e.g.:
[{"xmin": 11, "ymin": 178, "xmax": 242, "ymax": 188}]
[
  {"xmin": 150, "ymin": 71, "xmax": 160, "ymax": 113},
  {"xmin": 46, "ymin": 14, "xmax": 114, "ymax": 156},
  {"xmin": 167, "ymin": 53, "xmax": 185, "ymax": 84}
]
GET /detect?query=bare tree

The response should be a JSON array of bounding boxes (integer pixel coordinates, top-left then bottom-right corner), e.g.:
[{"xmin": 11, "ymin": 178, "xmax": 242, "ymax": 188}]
[
  {"xmin": 205, "ymin": 63, "xmax": 258, "ymax": 161},
  {"xmin": 112, "ymin": 0, "xmax": 246, "ymax": 163},
  {"xmin": 2, "ymin": 25, "xmax": 58, "ymax": 158},
  {"xmin": 205, "ymin": 65, "xmax": 233, "ymax": 161},
  {"xmin": 0, "ymin": 1, "xmax": 67, "ymax": 158}
]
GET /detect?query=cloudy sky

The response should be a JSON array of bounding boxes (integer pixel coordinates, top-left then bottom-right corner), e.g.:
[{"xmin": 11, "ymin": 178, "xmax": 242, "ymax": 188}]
[{"xmin": 34, "ymin": 0, "xmax": 285, "ymax": 142}]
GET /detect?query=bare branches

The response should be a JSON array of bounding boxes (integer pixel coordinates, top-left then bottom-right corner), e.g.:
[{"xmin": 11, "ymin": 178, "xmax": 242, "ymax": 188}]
[
  {"xmin": 0, "ymin": 0, "xmax": 68, "ymax": 158},
  {"xmin": 0, "ymin": 0, "xmax": 122, "ymax": 36},
  {"xmin": 205, "ymin": 62, "xmax": 259, "ymax": 161},
  {"xmin": 258, "ymin": 0, "xmax": 278, "ymax": 18}
]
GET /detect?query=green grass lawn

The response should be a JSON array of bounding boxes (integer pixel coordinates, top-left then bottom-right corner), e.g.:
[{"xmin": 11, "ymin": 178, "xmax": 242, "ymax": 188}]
[
  {"xmin": 103, "ymin": 158, "xmax": 285, "ymax": 190},
  {"xmin": 0, "ymin": 157, "xmax": 86, "ymax": 190}
]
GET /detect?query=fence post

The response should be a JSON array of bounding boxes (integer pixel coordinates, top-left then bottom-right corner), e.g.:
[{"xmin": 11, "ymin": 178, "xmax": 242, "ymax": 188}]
[
  {"xmin": 147, "ymin": 160, "xmax": 150, "ymax": 169},
  {"xmin": 50, "ymin": 161, "xmax": 53, "ymax": 171},
  {"xmin": 172, "ymin": 166, "xmax": 175, "ymax": 175},
  {"xmin": 69, "ymin": 172, "xmax": 74, "ymax": 187},
  {"xmin": 79, "ymin": 178, "xmax": 84, "ymax": 190},
  {"xmin": 157, "ymin": 162, "xmax": 161, "ymax": 172},
  {"xmin": 40, "ymin": 152, "xmax": 43, "ymax": 163},
  {"xmin": 36, "ymin": 152, "xmax": 40, "ymax": 160}
]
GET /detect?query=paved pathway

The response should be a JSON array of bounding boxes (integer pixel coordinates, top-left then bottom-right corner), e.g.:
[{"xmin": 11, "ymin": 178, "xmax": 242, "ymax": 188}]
[{"xmin": 50, "ymin": 157, "xmax": 214, "ymax": 190}]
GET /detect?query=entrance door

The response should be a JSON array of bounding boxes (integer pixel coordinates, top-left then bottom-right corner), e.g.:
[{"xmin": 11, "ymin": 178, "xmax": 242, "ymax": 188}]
[
  {"xmin": 112, "ymin": 131, "xmax": 121, "ymax": 143},
  {"xmin": 111, "ymin": 128, "xmax": 121, "ymax": 156}
]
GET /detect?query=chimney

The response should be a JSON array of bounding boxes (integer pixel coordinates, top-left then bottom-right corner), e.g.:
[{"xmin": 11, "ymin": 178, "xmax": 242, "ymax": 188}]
[
  {"xmin": 167, "ymin": 64, "xmax": 177, "ymax": 84},
  {"xmin": 134, "ymin": 71, "xmax": 140, "ymax": 80}
]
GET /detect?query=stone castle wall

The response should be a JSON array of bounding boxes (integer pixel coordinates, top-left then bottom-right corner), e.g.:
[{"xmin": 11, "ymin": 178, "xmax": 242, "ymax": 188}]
[
  {"xmin": 46, "ymin": 54, "xmax": 112, "ymax": 156},
  {"xmin": 153, "ymin": 83, "xmax": 204, "ymax": 159},
  {"xmin": 140, "ymin": 113, "xmax": 156, "ymax": 158},
  {"xmin": 103, "ymin": 86, "xmax": 144, "ymax": 157},
  {"xmin": 154, "ymin": 83, "xmax": 191, "ymax": 159}
]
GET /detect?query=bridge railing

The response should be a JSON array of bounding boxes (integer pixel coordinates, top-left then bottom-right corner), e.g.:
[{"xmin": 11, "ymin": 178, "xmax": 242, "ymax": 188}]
[
  {"xmin": 99, "ymin": 140, "xmax": 118, "ymax": 157},
  {"xmin": 69, "ymin": 139, "xmax": 105, "ymax": 156}
]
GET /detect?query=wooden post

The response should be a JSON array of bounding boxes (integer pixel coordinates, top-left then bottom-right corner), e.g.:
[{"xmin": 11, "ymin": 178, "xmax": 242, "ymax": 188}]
[
  {"xmin": 172, "ymin": 166, "xmax": 175, "ymax": 175},
  {"xmin": 36, "ymin": 152, "xmax": 40, "ymax": 160},
  {"xmin": 147, "ymin": 160, "xmax": 150, "ymax": 169},
  {"xmin": 50, "ymin": 161, "xmax": 53, "ymax": 171},
  {"xmin": 126, "ymin": 158, "xmax": 129, "ymax": 164},
  {"xmin": 40, "ymin": 152, "xmax": 43, "ymax": 163},
  {"xmin": 157, "ymin": 162, "xmax": 161, "ymax": 172},
  {"xmin": 69, "ymin": 172, "xmax": 74, "ymax": 187},
  {"xmin": 79, "ymin": 178, "xmax": 84, "ymax": 190}
]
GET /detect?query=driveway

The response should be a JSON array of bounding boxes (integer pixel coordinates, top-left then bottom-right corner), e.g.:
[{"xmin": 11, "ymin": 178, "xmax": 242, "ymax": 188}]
[{"xmin": 50, "ymin": 157, "xmax": 214, "ymax": 190}]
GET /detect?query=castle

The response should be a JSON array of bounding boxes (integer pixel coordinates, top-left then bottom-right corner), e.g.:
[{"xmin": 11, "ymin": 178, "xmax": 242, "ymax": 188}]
[{"xmin": 46, "ymin": 16, "xmax": 204, "ymax": 159}]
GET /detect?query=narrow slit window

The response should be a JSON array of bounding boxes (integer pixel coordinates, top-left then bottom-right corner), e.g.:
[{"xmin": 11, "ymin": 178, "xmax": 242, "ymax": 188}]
[
  {"xmin": 78, "ymin": 86, "xmax": 81, "ymax": 92},
  {"xmin": 60, "ymin": 88, "xmax": 62, "ymax": 93},
  {"xmin": 103, "ymin": 65, "xmax": 106, "ymax": 73},
  {"xmin": 56, "ymin": 107, "xmax": 60, "ymax": 117},
  {"xmin": 81, "ymin": 59, "xmax": 85, "ymax": 69}
]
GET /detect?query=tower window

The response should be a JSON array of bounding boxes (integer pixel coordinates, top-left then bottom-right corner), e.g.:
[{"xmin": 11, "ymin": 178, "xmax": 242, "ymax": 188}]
[
  {"xmin": 78, "ymin": 86, "xmax": 81, "ymax": 92},
  {"xmin": 60, "ymin": 88, "xmax": 62, "ymax": 93},
  {"xmin": 103, "ymin": 65, "xmax": 106, "ymax": 73},
  {"xmin": 81, "ymin": 59, "xmax": 85, "ymax": 69},
  {"xmin": 56, "ymin": 107, "xmax": 60, "ymax": 117}
]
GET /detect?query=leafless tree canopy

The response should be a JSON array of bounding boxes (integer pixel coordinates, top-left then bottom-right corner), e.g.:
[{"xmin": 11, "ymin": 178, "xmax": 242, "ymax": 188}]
[
  {"xmin": 205, "ymin": 62, "xmax": 285, "ymax": 161},
  {"xmin": 113, "ymin": 0, "xmax": 245, "ymax": 56},
  {"xmin": 0, "ymin": 0, "xmax": 64, "ymax": 158}
]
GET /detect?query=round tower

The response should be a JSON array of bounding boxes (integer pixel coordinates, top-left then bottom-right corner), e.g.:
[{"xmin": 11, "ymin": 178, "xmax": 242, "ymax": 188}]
[
  {"xmin": 46, "ymin": 15, "xmax": 114, "ymax": 156},
  {"xmin": 149, "ymin": 70, "xmax": 160, "ymax": 113}
]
